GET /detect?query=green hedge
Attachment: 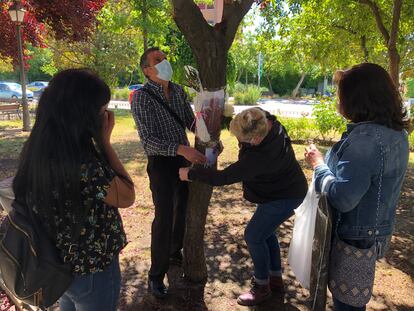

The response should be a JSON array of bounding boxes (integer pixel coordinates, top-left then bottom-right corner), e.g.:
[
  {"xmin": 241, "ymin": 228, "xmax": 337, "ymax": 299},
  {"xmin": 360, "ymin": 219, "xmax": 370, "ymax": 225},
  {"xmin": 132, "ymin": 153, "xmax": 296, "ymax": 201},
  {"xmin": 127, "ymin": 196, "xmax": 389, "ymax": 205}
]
[
  {"xmin": 407, "ymin": 78, "xmax": 414, "ymax": 98},
  {"xmin": 278, "ymin": 117, "xmax": 318, "ymax": 141},
  {"xmin": 112, "ymin": 87, "xmax": 130, "ymax": 100},
  {"xmin": 233, "ymin": 84, "xmax": 262, "ymax": 105}
]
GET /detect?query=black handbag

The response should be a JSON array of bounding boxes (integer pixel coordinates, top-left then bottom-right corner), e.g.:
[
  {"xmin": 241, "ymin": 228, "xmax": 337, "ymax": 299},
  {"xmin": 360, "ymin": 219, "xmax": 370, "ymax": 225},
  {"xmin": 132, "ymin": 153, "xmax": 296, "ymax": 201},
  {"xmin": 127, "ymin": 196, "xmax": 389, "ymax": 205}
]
[
  {"xmin": 0, "ymin": 200, "xmax": 82, "ymax": 308},
  {"xmin": 328, "ymin": 128, "xmax": 385, "ymax": 307},
  {"xmin": 309, "ymin": 194, "xmax": 333, "ymax": 310}
]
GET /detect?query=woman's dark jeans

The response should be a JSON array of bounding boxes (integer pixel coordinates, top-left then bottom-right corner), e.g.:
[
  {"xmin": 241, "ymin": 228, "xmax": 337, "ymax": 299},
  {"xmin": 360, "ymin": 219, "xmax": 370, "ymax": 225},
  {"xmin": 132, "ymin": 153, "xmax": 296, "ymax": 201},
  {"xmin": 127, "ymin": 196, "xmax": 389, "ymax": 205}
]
[{"xmin": 244, "ymin": 198, "xmax": 303, "ymax": 280}]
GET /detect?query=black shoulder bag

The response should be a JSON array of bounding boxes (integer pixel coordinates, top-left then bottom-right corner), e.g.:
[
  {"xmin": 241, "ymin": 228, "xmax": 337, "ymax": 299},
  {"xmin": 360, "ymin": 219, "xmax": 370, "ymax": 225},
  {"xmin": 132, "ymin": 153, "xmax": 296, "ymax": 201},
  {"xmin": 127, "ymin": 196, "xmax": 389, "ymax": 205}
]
[
  {"xmin": 141, "ymin": 88, "xmax": 186, "ymax": 130},
  {"xmin": 0, "ymin": 200, "xmax": 83, "ymax": 308}
]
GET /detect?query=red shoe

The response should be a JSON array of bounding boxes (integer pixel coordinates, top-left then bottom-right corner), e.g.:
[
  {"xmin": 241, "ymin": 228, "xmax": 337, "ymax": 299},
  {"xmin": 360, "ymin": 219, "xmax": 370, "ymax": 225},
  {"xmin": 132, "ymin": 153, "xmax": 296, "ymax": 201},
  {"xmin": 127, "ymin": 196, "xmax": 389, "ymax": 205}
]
[
  {"xmin": 237, "ymin": 278, "xmax": 271, "ymax": 306},
  {"xmin": 269, "ymin": 275, "xmax": 284, "ymax": 293}
]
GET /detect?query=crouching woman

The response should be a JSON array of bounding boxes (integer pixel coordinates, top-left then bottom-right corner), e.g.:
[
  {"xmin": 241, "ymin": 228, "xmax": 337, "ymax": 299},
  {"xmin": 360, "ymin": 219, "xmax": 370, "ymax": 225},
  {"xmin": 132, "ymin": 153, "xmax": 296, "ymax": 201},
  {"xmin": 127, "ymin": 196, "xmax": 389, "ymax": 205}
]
[{"xmin": 179, "ymin": 108, "xmax": 307, "ymax": 306}]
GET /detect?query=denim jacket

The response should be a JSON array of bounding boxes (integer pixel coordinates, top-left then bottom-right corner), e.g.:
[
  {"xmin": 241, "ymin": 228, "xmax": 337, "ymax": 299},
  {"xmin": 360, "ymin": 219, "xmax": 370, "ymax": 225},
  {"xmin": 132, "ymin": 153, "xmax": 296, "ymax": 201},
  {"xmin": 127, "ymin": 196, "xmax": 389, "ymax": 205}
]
[{"xmin": 314, "ymin": 122, "xmax": 409, "ymax": 257}]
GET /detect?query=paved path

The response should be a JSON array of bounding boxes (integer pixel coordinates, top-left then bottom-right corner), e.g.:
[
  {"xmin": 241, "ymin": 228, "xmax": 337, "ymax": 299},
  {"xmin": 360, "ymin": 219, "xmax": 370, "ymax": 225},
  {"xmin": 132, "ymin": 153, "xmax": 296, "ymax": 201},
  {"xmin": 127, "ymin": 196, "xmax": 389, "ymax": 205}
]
[{"xmin": 108, "ymin": 98, "xmax": 317, "ymax": 118}]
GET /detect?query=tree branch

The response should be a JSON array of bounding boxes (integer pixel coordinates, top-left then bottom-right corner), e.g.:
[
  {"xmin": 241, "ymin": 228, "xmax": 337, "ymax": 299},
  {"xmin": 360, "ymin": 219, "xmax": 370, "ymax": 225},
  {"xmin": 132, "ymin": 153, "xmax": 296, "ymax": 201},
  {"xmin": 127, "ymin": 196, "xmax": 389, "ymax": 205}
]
[
  {"xmin": 171, "ymin": 0, "xmax": 212, "ymax": 51},
  {"xmin": 222, "ymin": 0, "xmax": 255, "ymax": 50},
  {"xmin": 389, "ymin": 0, "xmax": 402, "ymax": 48},
  {"xmin": 331, "ymin": 24, "xmax": 357, "ymax": 35},
  {"xmin": 46, "ymin": 42, "xmax": 86, "ymax": 66},
  {"xmin": 357, "ymin": 0, "xmax": 390, "ymax": 44}
]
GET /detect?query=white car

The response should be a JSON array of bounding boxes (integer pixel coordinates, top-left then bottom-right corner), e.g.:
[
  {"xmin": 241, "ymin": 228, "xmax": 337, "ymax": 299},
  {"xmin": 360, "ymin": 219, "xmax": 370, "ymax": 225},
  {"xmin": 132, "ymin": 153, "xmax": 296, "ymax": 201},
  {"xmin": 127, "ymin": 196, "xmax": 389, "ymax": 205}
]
[{"xmin": 0, "ymin": 82, "xmax": 34, "ymax": 101}]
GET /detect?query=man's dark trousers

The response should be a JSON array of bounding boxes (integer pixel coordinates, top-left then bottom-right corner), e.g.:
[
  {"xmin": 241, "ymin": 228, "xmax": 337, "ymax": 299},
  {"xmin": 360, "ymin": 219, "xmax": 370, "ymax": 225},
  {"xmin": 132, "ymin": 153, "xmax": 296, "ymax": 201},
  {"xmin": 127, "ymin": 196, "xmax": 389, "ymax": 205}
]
[{"xmin": 147, "ymin": 155, "xmax": 188, "ymax": 282}]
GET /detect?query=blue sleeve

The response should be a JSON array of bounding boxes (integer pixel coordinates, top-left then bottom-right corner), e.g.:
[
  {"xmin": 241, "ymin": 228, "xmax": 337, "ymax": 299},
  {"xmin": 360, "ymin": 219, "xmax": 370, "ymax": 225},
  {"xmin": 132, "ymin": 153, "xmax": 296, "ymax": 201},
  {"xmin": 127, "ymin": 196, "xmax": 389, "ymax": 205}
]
[{"xmin": 314, "ymin": 137, "xmax": 380, "ymax": 213}]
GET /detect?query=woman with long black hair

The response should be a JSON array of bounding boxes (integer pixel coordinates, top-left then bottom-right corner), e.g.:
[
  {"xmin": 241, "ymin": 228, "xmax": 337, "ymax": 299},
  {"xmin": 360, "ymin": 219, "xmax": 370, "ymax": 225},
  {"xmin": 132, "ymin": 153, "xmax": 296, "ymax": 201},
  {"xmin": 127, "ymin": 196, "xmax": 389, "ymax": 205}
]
[{"xmin": 13, "ymin": 69, "xmax": 135, "ymax": 310}]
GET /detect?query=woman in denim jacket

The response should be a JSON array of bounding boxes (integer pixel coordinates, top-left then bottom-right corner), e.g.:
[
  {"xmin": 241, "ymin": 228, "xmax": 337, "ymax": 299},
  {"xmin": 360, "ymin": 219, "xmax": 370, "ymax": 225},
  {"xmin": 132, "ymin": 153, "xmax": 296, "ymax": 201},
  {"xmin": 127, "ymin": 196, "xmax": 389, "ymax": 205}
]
[{"xmin": 305, "ymin": 63, "xmax": 409, "ymax": 311}]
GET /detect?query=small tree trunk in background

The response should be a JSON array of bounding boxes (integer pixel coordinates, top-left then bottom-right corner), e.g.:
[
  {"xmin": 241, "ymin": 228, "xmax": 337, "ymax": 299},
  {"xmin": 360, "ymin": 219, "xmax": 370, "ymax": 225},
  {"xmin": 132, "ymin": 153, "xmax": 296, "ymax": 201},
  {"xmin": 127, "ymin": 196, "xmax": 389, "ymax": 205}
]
[
  {"xmin": 387, "ymin": 0, "xmax": 402, "ymax": 86},
  {"xmin": 237, "ymin": 68, "xmax": 243, "ymax": 82},
  {"xmin": 172, "ymin": 0, "xmax": 254, "ymax": 282},
  {"xmin": 292, "ymin": 72, "xmax": 306, "ymax": 98},
  {"xmin": 388, "ymin": 46, "xmax": 400, "ymax": 86},
  {"xmin": 142, "ymin": 0, "xmax": 148, "ymax": 51},
  {"xmin": 266, "ymin": 73, "xmax": 274, "ymax": 94},
  {"xmin": 360, "ymin": 35, "xmax": 369, "ymax": 62}
]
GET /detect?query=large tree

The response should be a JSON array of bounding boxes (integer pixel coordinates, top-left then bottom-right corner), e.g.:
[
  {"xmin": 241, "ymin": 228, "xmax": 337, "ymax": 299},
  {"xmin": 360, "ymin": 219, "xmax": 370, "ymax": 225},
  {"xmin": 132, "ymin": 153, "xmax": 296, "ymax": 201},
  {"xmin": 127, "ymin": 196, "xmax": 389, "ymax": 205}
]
[
  {"xmin": 131, "ymin": 0, "xmax": 171, "ymax": 51},
  {"xmin": 0, "ymin": 0, "xmax": 106, "ymax": 64},
  {"xmin": 280, "ymin": 0, "xmax": 414, "ymax": 85},
  {"xmin": 170, "ymin": 0, "xmax": 260, "ymax": 282},
  {"xmin": 46, "ymin": 0, "xmax": 142, "ymax": 87}
]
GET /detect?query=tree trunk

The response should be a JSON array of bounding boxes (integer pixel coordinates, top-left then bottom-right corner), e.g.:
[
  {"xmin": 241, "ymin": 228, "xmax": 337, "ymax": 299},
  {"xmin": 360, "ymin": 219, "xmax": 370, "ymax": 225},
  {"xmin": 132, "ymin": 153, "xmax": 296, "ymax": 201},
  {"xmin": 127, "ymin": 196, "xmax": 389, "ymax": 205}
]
[
  {"xmin": 292, "ymin": 72, "xmax": 306, "ymax": 98},
  {"xmin": 236, "ymin": 68, "xmax": 243, "ymax": 82},
  {"xmin": 389, "ymin": 47, "xmax": 400, "ymax": 86},
  {"xmin": 359, "ymin": 0, "xmax": 402, "ymax": 86},
  {"xmin": 265, "ymin": 73, "xmax": 274, "ymax": 94},
  {"xmin": 172, "ymin": 0, "xmax": 254, "ymax": 283},
  {"xmin": 360, "ymin": 35, "xmax": 369, "ymax": 62},
  {"xmin": 142, "ymin": 0, "xmax": 148, "ymax": 51}
]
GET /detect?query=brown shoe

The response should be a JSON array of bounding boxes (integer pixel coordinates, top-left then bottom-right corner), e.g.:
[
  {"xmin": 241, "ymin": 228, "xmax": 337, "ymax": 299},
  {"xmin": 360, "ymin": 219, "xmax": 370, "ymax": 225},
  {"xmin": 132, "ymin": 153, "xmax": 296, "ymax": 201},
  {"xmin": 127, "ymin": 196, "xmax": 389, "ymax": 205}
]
[
  {"xmin": 269, "ymin": 275, "xmax": 284, "ymax": 293},
  {"xmin": 237, "ymin": 278, "xmax": 271, "ymax": 306}
]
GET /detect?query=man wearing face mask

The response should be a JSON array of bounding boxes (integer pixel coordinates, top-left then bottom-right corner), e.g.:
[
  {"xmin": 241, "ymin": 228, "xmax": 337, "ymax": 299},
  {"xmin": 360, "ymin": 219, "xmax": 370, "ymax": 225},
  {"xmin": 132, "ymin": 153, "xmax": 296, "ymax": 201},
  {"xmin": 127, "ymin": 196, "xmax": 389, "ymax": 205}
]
[{"xmin": 131, "ymin": 47, "xmax": 207, "ymax": 298}]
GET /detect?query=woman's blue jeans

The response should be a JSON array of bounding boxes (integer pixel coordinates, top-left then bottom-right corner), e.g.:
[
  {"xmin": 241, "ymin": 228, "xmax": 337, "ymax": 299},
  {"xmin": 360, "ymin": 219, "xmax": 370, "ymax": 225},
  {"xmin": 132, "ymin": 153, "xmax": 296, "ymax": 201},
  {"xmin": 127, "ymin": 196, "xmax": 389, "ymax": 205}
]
[
  {"xmin": 244, "ymin": 198, "xmax": 303, "ymax": 280},
  {"xmin": 59, "ymin": 256, "xmax": 121, "ymax": 311}
]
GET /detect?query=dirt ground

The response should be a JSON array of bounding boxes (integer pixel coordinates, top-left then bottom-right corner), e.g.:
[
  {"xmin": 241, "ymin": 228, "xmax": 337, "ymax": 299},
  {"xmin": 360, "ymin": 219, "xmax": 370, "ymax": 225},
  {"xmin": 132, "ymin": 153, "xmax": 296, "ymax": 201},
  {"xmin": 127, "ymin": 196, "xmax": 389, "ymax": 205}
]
[{"xmin": 1, "ymin": 114, "xmax": 413, "ymax": 311}]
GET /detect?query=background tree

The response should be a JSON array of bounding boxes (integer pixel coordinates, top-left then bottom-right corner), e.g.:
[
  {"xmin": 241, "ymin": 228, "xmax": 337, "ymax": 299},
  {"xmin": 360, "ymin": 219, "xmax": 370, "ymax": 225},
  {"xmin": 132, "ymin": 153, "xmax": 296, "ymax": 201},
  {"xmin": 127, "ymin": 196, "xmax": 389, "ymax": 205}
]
[
  {"xmin": 46, "ymin": 0, "xmax": 142, "ymax": 87},
  {"xmin": 130, "ymin": 0, "xmax": 171, "ymax": 51},
  {"xmin": 0, "ymin": 0, "xmax": 106, "ymax": 64},
  {"xmin": 281, "ymin": 0, "xmax": 414, "ymax": 85}
]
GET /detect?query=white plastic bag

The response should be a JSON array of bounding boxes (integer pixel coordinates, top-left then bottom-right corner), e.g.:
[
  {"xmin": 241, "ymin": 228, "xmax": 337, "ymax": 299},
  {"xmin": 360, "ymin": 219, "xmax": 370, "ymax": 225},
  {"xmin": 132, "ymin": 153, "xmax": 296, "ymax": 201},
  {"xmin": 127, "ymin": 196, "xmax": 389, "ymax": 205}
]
[{"xmin": 288, "ymin": 180, "xmax": 319, "ymax": 289}]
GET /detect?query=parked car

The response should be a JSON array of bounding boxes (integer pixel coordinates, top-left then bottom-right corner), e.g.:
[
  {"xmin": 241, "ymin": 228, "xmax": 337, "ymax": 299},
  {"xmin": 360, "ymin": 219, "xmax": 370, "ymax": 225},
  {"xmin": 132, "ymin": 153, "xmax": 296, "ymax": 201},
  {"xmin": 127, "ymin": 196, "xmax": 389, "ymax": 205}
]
[
  {"xmin": 27, "ymin": 81, "xmax": 48, "ymax": 98},
  {"xmin": 0, "ymin": 82, "xmax": 34, "ymax": 101},
  {"xmin": 128, "ymin": 84, "xmax": 143, "ymax": 104},
  {"xmin": 27, "ymin": 81, "xmax": 48, "ymax": 92}
]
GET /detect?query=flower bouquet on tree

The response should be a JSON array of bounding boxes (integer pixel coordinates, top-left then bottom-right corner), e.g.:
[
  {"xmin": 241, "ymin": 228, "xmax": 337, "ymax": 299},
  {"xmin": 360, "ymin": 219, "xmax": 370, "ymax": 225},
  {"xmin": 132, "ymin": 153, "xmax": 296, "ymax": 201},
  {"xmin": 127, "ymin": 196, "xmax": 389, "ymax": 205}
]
[{"xmin": 184, "ymin": 66, "xmax": 226, "ymax": 167}]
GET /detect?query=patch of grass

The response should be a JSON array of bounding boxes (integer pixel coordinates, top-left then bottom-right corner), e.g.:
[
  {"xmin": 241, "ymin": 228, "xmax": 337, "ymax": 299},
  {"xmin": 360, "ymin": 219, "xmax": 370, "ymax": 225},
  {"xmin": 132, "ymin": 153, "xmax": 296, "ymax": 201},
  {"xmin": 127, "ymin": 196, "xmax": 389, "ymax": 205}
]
[{"xmin": 112, "ymin": 109, "xmax": 137, "ymax": 140}]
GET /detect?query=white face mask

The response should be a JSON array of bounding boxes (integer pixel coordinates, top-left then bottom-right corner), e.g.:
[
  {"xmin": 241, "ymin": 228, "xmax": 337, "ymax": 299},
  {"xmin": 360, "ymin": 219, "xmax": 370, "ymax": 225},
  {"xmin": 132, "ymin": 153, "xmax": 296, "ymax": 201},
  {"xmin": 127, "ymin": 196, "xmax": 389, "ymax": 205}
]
[{"xmin": 155, "ymin": 59, "xmax": 173, "ymax": 81}]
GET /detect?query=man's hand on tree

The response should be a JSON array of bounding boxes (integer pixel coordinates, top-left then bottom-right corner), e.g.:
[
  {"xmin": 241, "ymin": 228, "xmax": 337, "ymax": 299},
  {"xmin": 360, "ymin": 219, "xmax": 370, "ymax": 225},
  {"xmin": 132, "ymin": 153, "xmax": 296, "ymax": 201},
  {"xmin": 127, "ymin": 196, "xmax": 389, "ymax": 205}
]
[{"xmin": 177, "ymin": 145, "xmax": 207, "ymax": 164}]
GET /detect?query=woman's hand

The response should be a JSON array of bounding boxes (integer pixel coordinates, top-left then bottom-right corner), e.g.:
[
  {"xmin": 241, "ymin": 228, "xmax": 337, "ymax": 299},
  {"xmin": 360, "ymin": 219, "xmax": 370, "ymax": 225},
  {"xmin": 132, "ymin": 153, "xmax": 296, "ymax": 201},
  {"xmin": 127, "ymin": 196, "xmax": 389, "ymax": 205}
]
[
  {"xmin": 179, "ymin": 167, "xmax": 191, "ymax": 181},
  {"xmin": 102, "ymin": 110, "xmax": 115, "ymax": 145},
  {"xmin": 304, "ymin": 144, "xmax": 325, "ymax": 169}
]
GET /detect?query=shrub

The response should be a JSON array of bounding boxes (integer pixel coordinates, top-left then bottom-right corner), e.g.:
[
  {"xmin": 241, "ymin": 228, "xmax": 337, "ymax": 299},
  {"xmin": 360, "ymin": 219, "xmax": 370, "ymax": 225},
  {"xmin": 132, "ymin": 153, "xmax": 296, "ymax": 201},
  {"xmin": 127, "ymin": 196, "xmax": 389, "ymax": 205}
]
[
  {"xmin": 278, "ymin": 117, "xmax": 317, "ymax": 141},
  {"xmin": 407, "ymin": 78, "xmax": 414, "ymax": 98},
  {"xmin": 234, "ymin": 84, "xmax": 261, "ymax": 105},
  {"xmin": 313, "ymin": 98, "xmax": 347, "ymax": 140},
  {"xmin": 112, "ymin": 87, "xmax": 130, "ymax": 100},
  {"xmin": 228, "ymin": 82, "xmax": 246, "ymax": 96}
]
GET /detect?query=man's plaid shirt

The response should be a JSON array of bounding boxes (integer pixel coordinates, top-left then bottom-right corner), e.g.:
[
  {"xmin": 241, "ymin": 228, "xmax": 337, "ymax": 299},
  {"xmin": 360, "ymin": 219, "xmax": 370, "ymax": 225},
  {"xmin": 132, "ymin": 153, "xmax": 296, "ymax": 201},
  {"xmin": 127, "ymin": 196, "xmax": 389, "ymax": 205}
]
[{"xmin": 131, "ymin": 80, "xmax": 195, "ymax": 156}]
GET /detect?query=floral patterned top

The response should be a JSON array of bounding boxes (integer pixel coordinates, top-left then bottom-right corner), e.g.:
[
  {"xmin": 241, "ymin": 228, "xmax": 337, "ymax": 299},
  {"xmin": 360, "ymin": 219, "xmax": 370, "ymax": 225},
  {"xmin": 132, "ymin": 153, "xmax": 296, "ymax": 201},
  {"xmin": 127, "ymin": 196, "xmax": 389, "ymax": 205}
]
[{"xmin": 33, "ymin": 158, "xmax": 127, "ymax": 275}]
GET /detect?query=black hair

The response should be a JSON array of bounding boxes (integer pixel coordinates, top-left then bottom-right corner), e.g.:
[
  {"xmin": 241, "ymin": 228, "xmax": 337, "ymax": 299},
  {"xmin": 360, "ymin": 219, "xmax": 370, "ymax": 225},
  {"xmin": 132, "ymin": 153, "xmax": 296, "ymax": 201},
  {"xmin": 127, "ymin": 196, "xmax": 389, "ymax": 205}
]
[
  {"xmin": 335, "ymin": 63, "xmax": 405, "ymax": 131},
  {"xmin": 13, "ymin": 69, "xmax": 111, "ymax": 229},
  {"xmin": 140, "ymin": 47, "xmax": 161, "ymax": 72}
]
